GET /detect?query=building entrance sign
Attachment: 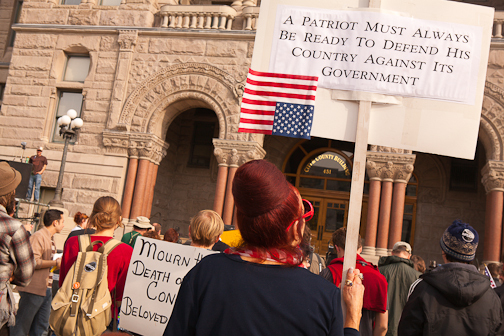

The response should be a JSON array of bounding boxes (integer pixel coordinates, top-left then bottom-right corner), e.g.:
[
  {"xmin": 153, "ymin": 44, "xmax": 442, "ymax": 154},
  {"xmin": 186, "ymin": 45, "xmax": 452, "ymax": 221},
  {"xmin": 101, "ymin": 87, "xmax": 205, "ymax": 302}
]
[{"xmin": 270, "ymin": 7, "xmax": 482, "ymax": 105}]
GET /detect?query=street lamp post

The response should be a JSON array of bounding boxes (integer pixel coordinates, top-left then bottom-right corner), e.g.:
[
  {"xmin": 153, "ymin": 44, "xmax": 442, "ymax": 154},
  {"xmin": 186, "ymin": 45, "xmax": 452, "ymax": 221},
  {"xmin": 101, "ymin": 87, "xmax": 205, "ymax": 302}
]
[{"xmin": 49, "ymin": 109, "xmax": 83, "ymax": 208}]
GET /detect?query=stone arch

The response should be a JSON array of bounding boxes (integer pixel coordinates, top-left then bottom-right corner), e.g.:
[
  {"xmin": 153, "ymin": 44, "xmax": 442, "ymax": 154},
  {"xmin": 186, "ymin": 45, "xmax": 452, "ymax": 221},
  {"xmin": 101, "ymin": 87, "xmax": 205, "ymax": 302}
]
[
  {"xmin": 117, "ymin": 63, "xmax": 246, "ymax": 140},
  {"xmin": 481, "ymin": 81, "xmax": 504, "ymax": 161}
]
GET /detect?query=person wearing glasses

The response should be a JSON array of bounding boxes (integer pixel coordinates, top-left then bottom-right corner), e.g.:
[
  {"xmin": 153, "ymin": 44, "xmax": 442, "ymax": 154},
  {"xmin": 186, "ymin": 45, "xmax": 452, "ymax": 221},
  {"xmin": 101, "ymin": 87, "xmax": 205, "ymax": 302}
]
[
  {"xmin": 321, "ymin": 228, "xmax": 388, "ymax": 336},
  {"xmin": 164, "ymin": 159, "xmax": 364, "ymax": 336}
]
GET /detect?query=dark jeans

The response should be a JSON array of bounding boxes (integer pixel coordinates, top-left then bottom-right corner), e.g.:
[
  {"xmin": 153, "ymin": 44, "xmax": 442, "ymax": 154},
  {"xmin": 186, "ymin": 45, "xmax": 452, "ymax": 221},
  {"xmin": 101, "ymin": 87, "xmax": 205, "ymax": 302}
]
[{"xmin": 11, "ymin": 288, "xmax": 51, "ymax": 336}]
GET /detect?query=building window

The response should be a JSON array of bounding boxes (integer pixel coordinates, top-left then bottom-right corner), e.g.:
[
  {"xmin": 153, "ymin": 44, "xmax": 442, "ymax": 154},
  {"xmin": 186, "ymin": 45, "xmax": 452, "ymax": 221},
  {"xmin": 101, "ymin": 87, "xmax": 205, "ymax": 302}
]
[
  {"xmin": 188, "ymin": 121, "xmax": 216, "ymax": 168},
  {"xmin": 52, "ymin": 91, "xmax": 83, "ymax": 142},
  {"xmin": 61, "ymin": 0, "xmax": 81, "ymax": 4},
  {"xmin": 101, "ymin": 0, "xmax": 121, "ymax": 5},
  {"xmin": 0, "ymin": 84, "xmax": 5, "ymax": 103},
  {"xmin": 9, "ymin": 0, "xmax": 23, "ymax": 47},
  {"xmin": 63, "ymin": 56, "xmax": 90, "ymax": 82}
]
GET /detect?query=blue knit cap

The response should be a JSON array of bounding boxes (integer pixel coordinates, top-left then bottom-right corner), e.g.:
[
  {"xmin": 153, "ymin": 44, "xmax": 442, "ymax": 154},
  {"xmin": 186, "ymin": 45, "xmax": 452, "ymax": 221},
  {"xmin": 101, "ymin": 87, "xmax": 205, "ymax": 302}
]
[{"xmin": 440, "ymin": 220, "xmax": 479, "ymax": 261}]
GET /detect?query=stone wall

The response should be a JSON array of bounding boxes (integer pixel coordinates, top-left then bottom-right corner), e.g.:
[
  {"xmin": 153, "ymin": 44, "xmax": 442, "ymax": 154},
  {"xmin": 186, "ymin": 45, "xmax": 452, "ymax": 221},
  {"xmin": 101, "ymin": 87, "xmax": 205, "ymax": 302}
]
[
  {"xmin": 0, "ymin": 0, "xmax": 15, "ymax": 65},
  {"xmin": 413, "ymin": 152, "xmax": 487, "ymax": 265}
]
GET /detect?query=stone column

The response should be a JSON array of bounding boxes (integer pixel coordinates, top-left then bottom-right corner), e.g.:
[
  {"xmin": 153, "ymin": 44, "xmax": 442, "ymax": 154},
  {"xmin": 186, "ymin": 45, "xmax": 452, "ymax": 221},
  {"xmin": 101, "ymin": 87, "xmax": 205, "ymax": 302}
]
[
  {"xmin": 481, "ymin": 161, "xmax": 504, "ymax": 264},
  {"xmin": 223, "ymin": 164, "xmax": 238, "ymax": 225},
  {"xmin": 388, "ymin": 163, "xmax": 414, "ymax": 248},
  {"xmin": 130, "ymin": 159, "xmax": 151, "ymax": 219},
  {"xmin": 212, "ymin": 139, "xmax": 267, "ymax": 224},
  {"xmin": 388, "ymin": 182, "xmax": 407, "ymax": 248},
  {"xmin": 213, "ymin": 147, "xmax": 229, "ymax": 216},
  {"xmin": 141, "ymin": 161, "xmax": 155, "ymax": 215},
  {"xmin": 362, "ymin": 178, "xmax": 381, "ymax": 255},
  {"xmin": 121, "ymin": 157, "xmax": 138, "ymax": 220},
  {"xmin": 107, "ymin": 30, "xmax": 137, "ymax": 131},
  {"xmin": 145, "ymin": 163, "xmax": 159, "ymax": 218},
  {"xmin": 366, "ymin": 148, "xmax": 416, "ymax": 256}
]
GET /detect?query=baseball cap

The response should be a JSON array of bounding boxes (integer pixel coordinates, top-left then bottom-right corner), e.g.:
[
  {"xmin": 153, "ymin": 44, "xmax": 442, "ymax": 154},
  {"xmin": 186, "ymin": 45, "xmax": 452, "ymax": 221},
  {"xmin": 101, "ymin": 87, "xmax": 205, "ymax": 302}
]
[{"xmin": 392, "ymin": 241, "xmax": 412, "ymax": 254}]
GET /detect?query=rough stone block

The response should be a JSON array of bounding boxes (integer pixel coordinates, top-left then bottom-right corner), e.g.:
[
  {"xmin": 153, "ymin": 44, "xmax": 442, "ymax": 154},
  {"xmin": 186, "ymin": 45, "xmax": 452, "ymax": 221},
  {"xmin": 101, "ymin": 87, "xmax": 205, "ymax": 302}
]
[
  {"xmin": 96, "ymin": 89, "xmax": 112, "ymax": 101},
  {"xmin": 68, "ymin": 9, "xmax": 100, "ymax": 26},
  {"xmin": 9, "ymin": 85, "xmax": 42, "ymax": 96},
  {"xmin": 56, "ymin": 34, "xmax": 101, "ymax": 52},
  {"xmin": 149, "ymin": 38, "xmax": 205, "ymax": 55},
  {"xmin": 84, "ymin": 100, "xmax": 110, "ymax": 112},
  {"xmin": 81, "ymin": 111, "xmax": 107, "ymax": 123},
  {"xmin": 205, "ymin": 40, "xmax": 247, "ymax": 57},
  {"xmin": 11, "ymin": 56, "xmax": 52, "ymax": 71},
  {"xmin": 77, "ymin": 190, "xmax": 105, "ymax": 204},
  {"xmin": 99, "ymin": 10, "xmax": 154, "ymax": 27},
  {"xmin": 1, "ymin": 95, "xmax": 28, "ymax": 106},
  {"xmin": 77, "ymin": 133, "xmax": 101, "ymax": 146},
  {"xmin": 96, "ymin": 59, "xmax": 117, "ymax": 74},
  {"xmin": 1, "ymin": 128, "xmax": 41, "ymax": 139},
  {"xmin": 15, "ymin": 33, "xmax": 57, "ymax": 49},
  {"xmin": 92, "ymin": 82, "xmax": 113, "ymax": 90},
  {"xmin": 23, "ymin": 9, "xmax": 68, "ymax": 24},
  {"xmin": 25, "ymin": 71, "xmax": 49, "ymax": 79},
  {"xmin": 0, "ymin": 116, "xmax": 44, "ymax": 128},
  {"xmin": 16, "ymin": 49, "xmax": 53, "ymax": 57},
  {"xmin": 73, "ymin": 176, "xmax": 113, "ymax": 192},
  {"xmin": 100, "ymin": 36, "xmax": 117, "ymax": 51},
  {"xmin": 94, "ymin": 74, "xmax": 115, "ymax": 82},
  {"xmin": 7, "ymin": 77, "xmax": 32, "ymax": 85}
]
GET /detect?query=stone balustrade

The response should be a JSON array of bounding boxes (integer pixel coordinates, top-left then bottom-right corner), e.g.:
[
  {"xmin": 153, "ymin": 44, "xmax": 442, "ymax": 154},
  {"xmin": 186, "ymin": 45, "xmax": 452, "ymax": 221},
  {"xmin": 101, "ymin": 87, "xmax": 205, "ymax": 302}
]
[
  {"xmin": 242, "ymin": 6, "xmax": 260, "ymax": 31},
  {"xmin": 494, "ymin": 11, "xmax": 504, "ymax": 39},
  {"xmin": 160, "ymin": 5, "xmax": 237, "ymax": 30}
]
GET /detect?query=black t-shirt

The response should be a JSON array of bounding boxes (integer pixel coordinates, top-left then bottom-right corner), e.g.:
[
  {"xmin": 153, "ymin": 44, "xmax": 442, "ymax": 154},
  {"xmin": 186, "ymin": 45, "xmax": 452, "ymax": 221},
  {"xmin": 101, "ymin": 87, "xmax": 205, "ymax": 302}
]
[{"xmin": 164, "ymin": 253, "xmax": 360, "ymax": 336}]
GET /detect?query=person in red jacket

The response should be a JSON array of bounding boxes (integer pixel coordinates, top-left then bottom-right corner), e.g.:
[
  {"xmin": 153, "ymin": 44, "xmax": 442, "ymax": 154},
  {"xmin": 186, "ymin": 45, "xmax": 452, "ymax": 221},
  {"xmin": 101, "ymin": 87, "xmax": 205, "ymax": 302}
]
[
  {"xmin": 321, "ymin": 227, "xmax": 388, "ymax": 336},
  {"xmin": 60, "ymin": 196, "xmax": 133, "ymax": 331}
]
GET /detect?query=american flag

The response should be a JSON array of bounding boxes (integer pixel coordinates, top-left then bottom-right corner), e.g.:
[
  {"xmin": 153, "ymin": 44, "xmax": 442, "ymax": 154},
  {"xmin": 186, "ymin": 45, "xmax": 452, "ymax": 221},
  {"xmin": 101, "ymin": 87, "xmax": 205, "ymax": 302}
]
[
  {"xmin": 238, "ymin": 69, "xmax": 318, "ymax": 139},
  {"xmin": 484, "ymin": 264, "xmax": 497, "ymax": 288}
]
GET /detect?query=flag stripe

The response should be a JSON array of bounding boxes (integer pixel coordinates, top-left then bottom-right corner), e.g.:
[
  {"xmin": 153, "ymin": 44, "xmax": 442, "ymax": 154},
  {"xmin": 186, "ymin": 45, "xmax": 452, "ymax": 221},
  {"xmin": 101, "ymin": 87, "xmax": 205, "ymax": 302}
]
[
  {"xmin": 240, "ymin": 109, "xmax": 276, "ymax": 117},
  {"xmin": 239, "ymin": 118, "xmax": 274, "ymax": 125},
  {"xmin": 249, "ymin": 68, "xmax": 318, "ymax": 81},
  {"xmin": 238, "ymin": 124, "xmax": 274, "ymax": 131},
  {"xmin": 242, "ymin": 98, "xmax": 277, "ymax": 106},
  {"xmin": 246, "ymin": 78, "xmax": 317, "ymax": 91},
  {"xmin": 243, "ymin": 92, "xmax": 313, "ymax": 106},
  {"xmin": 248, "ymin": 72, "xmax": 318, "ymax": 86},
  {"xmin": 245, "ymin": 83, "xmax": 316, "ymax": 96},
  {"xmin": 244, "ymin": 88, "xmax": 315, "ymax": 101}
]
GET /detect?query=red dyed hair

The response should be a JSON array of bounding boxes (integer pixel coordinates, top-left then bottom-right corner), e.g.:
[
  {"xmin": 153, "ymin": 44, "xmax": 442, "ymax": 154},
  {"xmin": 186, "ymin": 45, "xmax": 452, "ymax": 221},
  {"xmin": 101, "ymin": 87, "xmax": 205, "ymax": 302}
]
[
  {"xmin": 74, "ymin": 211, "xmax": 88, "ymax": 225},
  {"xmin": 232, "ymin": 160, "xmax": 304, "ymax": 256}
]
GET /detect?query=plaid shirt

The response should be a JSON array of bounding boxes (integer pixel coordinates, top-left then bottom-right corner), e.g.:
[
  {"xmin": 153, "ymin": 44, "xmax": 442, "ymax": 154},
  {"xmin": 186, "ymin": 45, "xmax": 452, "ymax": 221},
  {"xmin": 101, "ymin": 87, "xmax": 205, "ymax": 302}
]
[{"xmin": 0, "ymin": 205, "xmax": 35, "ymax": 286}]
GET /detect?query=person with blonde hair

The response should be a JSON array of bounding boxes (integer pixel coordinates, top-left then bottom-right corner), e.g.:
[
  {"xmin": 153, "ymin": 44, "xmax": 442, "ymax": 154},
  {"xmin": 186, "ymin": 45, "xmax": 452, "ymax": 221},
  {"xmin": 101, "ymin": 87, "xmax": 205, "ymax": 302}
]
[
  {"xmin": 189, "ymin": 210, "xmax": 224, "ymax": 250},
  {"xmin": 60, "ymin": 196, "xmax": 133, "ymax": 331}
]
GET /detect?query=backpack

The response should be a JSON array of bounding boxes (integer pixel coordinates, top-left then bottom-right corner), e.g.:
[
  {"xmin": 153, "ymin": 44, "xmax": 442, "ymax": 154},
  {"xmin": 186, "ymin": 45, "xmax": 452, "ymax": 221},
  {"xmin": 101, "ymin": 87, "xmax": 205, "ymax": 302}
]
[{"xmin": 49, "ymin": 235, "xmax": 121, "ymax": 336}]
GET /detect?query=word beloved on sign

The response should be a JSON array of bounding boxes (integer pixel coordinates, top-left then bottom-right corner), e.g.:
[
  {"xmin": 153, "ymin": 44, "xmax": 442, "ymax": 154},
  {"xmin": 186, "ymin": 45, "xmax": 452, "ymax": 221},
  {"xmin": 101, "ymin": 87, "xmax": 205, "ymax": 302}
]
[
  {"xmin": 270, "ymin": 6, "xmax": 482, "ymax": 104},
  {"xmin": 120, "ymin": 238, "xmax": 216, "ymax": 336}
]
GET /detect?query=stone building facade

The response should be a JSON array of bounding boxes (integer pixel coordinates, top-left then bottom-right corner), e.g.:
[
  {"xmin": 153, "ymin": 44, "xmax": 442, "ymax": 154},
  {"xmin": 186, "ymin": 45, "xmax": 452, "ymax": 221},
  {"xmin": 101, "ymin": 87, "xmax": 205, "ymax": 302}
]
[{"xmin": 1, "ymin": 0, "xmax": 504, "ymax": 267}]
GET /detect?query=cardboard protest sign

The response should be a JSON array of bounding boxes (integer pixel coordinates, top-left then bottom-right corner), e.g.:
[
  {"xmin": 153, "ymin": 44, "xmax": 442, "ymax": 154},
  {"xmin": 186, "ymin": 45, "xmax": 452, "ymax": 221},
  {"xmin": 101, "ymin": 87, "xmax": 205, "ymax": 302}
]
[
  {"xmin": 119, "ymin": 237, "xmax": 216, "ymax": 335},
  {"xmin": 248, "ymin": 0, "xmax": 494, "ymax": 159}
]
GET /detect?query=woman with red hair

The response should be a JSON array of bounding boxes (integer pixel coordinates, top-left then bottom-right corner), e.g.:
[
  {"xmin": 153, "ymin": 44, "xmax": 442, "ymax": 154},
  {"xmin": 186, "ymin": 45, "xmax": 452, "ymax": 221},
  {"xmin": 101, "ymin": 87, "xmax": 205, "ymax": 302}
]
[{"xmin": 164, "ymin": 160, "xmax": 364, "ymax": 336}]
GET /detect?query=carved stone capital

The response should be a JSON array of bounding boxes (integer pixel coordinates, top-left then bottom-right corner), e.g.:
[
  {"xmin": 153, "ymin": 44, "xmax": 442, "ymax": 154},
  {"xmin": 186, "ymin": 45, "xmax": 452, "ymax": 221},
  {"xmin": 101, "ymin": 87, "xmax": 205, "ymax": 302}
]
[
  {"xmin": 117, "ymin": 30, "xmax": 138, "ymax": 52},
  {"xmin": 213, "ymin": 139, "xmax": 266, "ymax": 168},
  {"xmin": 366, "ymin": 151, "xmax": 416, "ymax": 183},
  {"xmin": 130, "ymin": 133, "xmax": 169, "ymax": 164},
  {"xmin": 102, "ymin": 131, "xmax": 169, "ymax": 164},
  {"xmin": 481, "ymin": 161, "xmax": 504, "ymax": 193}
]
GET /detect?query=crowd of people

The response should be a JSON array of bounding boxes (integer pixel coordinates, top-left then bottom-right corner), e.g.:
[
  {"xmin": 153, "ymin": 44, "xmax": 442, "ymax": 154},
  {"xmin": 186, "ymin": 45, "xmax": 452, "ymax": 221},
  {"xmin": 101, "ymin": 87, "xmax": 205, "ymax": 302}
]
[{"xmin": 1, "ymin": 159, "xmax": 504, "ymax": 335}]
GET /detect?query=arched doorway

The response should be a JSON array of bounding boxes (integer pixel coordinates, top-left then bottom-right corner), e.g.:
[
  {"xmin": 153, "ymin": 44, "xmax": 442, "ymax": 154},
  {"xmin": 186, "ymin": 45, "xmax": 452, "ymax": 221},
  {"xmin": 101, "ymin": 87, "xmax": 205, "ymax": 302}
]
[{"xmin": 283, "ymin": 138, "xmax": 418, "ymax": 255}]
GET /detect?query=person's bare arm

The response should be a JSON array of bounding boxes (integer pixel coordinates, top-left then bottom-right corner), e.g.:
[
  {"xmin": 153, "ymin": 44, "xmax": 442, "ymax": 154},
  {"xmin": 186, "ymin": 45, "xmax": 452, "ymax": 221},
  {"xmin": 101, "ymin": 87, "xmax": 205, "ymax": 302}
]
[
  {"xmin": 38, "ymin": 164, "xmax": 47, "ymax": 175},
  {"xmin": 373, "ymin": 311, "xmax": 388, "ymax": 336}
]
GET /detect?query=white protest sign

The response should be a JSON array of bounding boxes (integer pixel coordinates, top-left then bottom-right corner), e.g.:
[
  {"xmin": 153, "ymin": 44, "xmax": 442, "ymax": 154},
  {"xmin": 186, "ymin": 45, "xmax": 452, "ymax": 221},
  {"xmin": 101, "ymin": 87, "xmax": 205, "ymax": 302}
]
[
  {"xmin": 119, "ymin": 237, "xmax": 216, "ymax": 336},
  {"xmin": 270, "ymin": 7, "xmax": 481, "ymax": 105},
  {"xmin": 251, "ymin": 0, "xmax": 494, "ymax": 159}
]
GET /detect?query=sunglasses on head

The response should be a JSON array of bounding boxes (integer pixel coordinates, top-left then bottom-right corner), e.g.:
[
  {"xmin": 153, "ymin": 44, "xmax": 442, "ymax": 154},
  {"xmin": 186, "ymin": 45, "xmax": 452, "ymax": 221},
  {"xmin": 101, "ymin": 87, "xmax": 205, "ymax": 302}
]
[{"xmin": 285, "ymin": 199, "xmax": 314, "ymax": 232}]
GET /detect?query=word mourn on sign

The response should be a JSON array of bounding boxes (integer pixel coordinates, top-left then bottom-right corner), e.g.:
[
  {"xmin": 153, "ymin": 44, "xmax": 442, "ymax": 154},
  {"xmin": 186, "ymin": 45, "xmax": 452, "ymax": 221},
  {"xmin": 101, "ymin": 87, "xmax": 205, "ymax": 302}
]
[
  {"xmin": 119, "ymin": 237, "xmax": 216, "ymax": 336},
  {"xmin": 270, "ymin": 6, "xmax": 482, "ymax": 104}
]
